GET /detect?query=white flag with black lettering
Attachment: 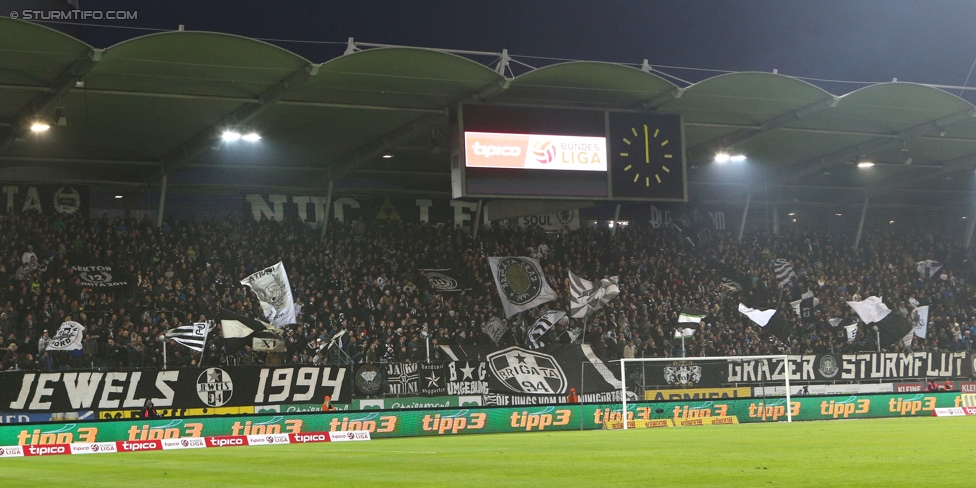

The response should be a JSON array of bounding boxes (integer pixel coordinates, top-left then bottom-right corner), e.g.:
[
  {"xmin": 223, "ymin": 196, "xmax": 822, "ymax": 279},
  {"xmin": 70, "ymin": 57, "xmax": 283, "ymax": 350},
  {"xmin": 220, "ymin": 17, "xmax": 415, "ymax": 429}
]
[
  {"xmin": 241, "ymin": 262, "xmax": 296, "ymax": 326},
  {"xmin": 46, "ymin": 321, "xmax": 85, "ymax": 351},
  {"xmin": 488, "ymin": 257, "xmax": 558, "ymax": 317},
  {"xmin": 526, "ymin": 310, "xmax": 566, "ymax": 349}
]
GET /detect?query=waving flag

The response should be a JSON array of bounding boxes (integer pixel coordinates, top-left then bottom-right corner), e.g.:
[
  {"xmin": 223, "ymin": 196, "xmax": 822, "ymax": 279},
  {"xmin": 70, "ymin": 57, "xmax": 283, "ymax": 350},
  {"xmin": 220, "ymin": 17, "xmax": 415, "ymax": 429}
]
[
  {"xmin": 772, "ymin": 259, "xmax": 796, "ymax": 287},
  {"xmin": 46, "ymin": 321, "xmax": 84, "ymax": 351},
  {"xmin": 568, "ymin": 270, "xmax": 619, "ymax": 319},
  {"xmin": 241, "ymin": 262, "xmax": 296, "ymax": 326},
  {"xmin": 916, "ymin": 260, "xmax": 943, "ymax": 280},
  {"xmin": 165, "ymin": 322, "xmax": 215, "ymax": 352},
  {"xmin": 219, "ymin": 309, "xmax": 286, "ymax": 352},
  {"xmin": 488, "ymin": 257, "xmax": 557, "ymax": 317},
  {"xmin": 526, "ymin": 310, "xmax": 566, "ymax": 349}
]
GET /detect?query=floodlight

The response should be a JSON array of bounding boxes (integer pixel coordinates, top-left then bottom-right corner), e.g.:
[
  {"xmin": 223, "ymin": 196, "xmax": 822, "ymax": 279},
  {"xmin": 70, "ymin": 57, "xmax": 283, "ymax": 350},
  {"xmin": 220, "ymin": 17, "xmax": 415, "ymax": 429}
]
[
  {"xmin": 221, "ymin": 131, "xmax": 242, "ymax": 142},
  {"xmin": 729, "ymin": 154, "xmax": 746, "ymax": 162},
  {"xmin": 857, "ymin": 161, "xmax": 874, "ymax": 168},
  {"xmin": 30, "ymin": 122, "xmax": 50, "ymax": 132},
  {"xmin": 714, "ymin": 152, "xmax": 730, "ymax": 163},
  {"xmin": 242, "ymin": 132, "xmax": 261, "ymax": 142}
]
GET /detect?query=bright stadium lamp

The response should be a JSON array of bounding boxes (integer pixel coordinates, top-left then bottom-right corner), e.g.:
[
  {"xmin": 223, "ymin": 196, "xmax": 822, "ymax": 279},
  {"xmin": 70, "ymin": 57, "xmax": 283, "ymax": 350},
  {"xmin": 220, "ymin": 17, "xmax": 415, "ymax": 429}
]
[
  {"xmin": 221, "ymin": 130, "xmax": 242, "ymax": 142},
  {"xmin": 714, "ymin": 152, "xmax": 731, "ymax": 163},
  {"xmin": 730, "ymin": 154, "xmax": 746, "ymax": 162},
  {"xmin": 30, "ymin": 122, "xmax": 50, "ymax": 132},
  {"xmin": 242, "ymin": 132, "xmax": 261, "ymax": 142},
  {"xmin": 857, "ymin": 161, "xmax": 874, "ymax": 168}
]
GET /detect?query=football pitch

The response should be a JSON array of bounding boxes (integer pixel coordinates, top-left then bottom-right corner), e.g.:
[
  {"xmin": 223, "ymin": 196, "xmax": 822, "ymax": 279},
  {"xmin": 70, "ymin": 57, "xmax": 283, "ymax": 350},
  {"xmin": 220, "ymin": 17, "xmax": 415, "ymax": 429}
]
[{"xmin": 2, "ymin": 416, "xmax": 974, "ymax": 487}]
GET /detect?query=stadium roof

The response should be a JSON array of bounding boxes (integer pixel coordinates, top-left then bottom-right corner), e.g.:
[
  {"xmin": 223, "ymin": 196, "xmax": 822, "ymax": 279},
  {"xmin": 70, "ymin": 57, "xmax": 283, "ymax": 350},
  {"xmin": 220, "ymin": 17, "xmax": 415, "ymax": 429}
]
[{"xmin": 2, "ymin": 17, "xmax": 976, "ymax": 212}]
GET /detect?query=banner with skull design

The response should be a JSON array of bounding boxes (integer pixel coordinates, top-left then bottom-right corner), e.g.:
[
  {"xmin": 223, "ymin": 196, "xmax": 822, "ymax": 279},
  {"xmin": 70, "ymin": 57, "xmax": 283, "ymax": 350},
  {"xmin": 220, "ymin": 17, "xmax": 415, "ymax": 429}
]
[{"xmin": 241, "ymin": 262, "xmax": 296, "ymax": 326}]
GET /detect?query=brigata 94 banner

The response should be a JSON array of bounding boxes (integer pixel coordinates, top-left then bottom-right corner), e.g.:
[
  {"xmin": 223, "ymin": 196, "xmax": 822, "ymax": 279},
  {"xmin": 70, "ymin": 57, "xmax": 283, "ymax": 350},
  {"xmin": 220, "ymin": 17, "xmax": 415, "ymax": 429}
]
[{"xmin": 0, "ymin": 392, "xmax": 964, "ymax": 447}]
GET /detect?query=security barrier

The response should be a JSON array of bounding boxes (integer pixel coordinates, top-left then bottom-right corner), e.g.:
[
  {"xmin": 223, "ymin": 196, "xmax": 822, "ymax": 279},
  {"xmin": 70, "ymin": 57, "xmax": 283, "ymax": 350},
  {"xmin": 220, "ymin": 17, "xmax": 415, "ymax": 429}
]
[{"xmin": 0, "ymin": 392, "xmax": 964, "ymax": 446}]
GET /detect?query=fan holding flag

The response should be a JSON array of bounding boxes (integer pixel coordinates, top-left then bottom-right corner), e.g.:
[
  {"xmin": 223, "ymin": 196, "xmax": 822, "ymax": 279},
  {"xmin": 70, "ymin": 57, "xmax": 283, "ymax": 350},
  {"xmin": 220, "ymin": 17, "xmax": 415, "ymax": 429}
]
[{"xmin": 567, "ymin": 270, "xmax": 621, "ymax": 344}]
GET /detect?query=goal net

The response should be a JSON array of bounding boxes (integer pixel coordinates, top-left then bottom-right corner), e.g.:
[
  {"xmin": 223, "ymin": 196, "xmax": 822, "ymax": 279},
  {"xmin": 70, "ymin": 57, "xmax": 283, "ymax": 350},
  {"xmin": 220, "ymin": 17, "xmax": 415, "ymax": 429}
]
[{"xmin": 607, "ymin": 355, "xmax": 792, "ymax": 429}]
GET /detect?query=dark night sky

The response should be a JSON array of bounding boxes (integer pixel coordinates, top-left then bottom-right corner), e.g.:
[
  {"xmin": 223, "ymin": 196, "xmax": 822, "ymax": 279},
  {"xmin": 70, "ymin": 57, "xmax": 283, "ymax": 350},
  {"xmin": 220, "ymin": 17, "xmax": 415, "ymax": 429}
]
[{"xmin": 19, "ymin": 1, "xmax": 976, "ymax": 95}]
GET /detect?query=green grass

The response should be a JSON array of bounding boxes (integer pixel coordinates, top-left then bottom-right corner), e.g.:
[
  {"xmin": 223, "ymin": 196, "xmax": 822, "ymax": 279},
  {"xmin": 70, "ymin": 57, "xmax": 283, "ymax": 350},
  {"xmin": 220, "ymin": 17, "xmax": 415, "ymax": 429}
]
[{"xmin": 2, "ymin": 417, "xmax": 975, "ymax": 487}]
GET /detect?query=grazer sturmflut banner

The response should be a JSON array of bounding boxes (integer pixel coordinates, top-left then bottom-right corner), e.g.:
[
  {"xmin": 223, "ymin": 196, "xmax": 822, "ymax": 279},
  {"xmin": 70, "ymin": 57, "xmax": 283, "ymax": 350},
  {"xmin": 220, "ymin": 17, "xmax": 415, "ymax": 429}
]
[
  {"xmin": 0, "ymin": 366, "xmax": 351, "ymax": 412},
  {"xmin": 633, "ymin": 353, "xmax": 975, "ymax": 389}
]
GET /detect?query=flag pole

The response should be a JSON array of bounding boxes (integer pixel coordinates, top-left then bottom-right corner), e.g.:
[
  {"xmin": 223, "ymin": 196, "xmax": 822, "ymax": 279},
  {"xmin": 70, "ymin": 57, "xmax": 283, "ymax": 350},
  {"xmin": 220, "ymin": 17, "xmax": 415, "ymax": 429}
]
[{"xmin": 198, "ymin": 320, "xmax": 212, "ymax": 367}]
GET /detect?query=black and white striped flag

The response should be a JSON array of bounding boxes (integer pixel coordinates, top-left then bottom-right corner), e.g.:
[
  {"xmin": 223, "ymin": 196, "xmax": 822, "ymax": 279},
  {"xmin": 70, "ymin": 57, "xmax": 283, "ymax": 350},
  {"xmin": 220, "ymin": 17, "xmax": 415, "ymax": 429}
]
[
  {"xmin": 526, "ymin": 310, "xmax": 566, "ymax": 349},
  {"xmin": 568, "ymin": 270, "xmax": 620, "ymax": 319},
  {"xmin": 771, "ymin": 258, "xmax": 796, "ymax": 287},
  {"xmin": 164, "ymin": 322, "xmax": 215, "ymax": 352}
]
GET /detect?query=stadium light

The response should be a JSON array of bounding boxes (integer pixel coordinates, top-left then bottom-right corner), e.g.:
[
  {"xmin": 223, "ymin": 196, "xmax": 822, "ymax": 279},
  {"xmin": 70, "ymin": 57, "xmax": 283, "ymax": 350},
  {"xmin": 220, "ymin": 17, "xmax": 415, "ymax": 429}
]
[
  {"xmin": 30, "ymin": 122, "xmax": 50, "ymax": 132},
  {"xmin": 221, "ymin": 131, "xmax": 242, "ymax": 142},
  {"xmin": 382, "ymin": 154, "xmax": 394, "ymax": 159},
  {"xmin": 114, "ymin": 195, "xmax": 123, "ymax": 199},
  {"xmin": 857, "ymin": 161, "xmax": 875, "ymax": 168},
  {"xmin": 729, "ymin": 154, "xmax": 746, "ymax": 162},
  {"xmin": 242, "ymin": 132, "xmax": 261, "ymax": 142},
  {"xmin": 714, "ymin": 152, "xmax": 731, "ymax": 163}
]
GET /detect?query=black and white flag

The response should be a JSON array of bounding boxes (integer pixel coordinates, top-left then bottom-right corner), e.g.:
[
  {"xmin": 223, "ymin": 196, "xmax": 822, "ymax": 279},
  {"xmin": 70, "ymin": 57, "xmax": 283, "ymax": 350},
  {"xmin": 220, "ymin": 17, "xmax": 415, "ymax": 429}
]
[
  {"xmin": 844, "ymin": 323, "xmax": 858, "ymax": 343},
  {"xmin": 488, "ymin": 257, "xmax": 558, "ymax": 317},
  {"xmin": 720, "ymin": 277, "xmax": 743, "ymax": 293},
  {"xmin": 526, "ymin": 310, "xmax": 566, "ymax": 349},
  {"xmin": 219, "ymin": 309, "xmax": 286, "ymax": 352},
  {"xmin": 165, "ymin": 322, "xmax": 215, "ymax": 352},
  {"xmin": 568, "ymin": 270, "xmax": 620, "ymax": 319},
  {"xmin": 790, "ymin": 292, "xmax": 819, "ymax": 322},
  {"xmin": 46, "ymin": 321, "xmax": 84, "ymax": 351},
  {"xmin": 911, "ymin": 305, "xmax": 929, "ymax": 339},
  {"xmin": 916, "ymin": 260, "xmax": 943, "ymax": 280},
  {"xmin": 771, "ymin": 258, "xmax": 796, "ymax": 287},
  {"xmin": 241, "ymin": 262, "xmax": 296, "ymax": 326},
  {"xmin": 738, "ymin": 303, "xmax": 776, "ymax": 327},
  {"xmin": 482, "ymin": 317, "xmax": 508, "ymax": 346},
  {"xmin": 418, "ymin": 269, "xmax": 473, "ymax": 293},
  {"xmin": 419, "ymin": 362, "xmax": 446, "ymax": 396},
  {"xmin": 846, "ymin": 296, "xmax": 891, "ymax": 325}
]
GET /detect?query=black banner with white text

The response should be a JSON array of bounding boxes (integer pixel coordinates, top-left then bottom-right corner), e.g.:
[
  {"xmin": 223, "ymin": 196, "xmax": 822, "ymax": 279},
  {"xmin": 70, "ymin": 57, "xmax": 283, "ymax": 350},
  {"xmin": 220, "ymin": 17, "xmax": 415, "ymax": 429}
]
[{"xmin": 0, "ymin": 366, "xmax": 351, "ymax": 412}]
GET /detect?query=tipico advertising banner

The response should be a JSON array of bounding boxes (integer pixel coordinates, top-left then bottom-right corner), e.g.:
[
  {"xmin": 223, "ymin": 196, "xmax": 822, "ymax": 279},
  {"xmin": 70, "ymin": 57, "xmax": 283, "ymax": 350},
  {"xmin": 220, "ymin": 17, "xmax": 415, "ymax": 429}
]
[{"xmin": 464, "ymin": 131, "xmax": 607, "ymax": 171}]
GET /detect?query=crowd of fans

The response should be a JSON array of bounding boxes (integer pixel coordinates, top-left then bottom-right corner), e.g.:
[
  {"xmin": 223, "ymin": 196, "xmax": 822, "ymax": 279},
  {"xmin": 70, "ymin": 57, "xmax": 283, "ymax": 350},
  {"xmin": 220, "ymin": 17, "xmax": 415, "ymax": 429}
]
[{"xmin": 0, "ymin": 209, "xmax": 974, "ymax": 373}]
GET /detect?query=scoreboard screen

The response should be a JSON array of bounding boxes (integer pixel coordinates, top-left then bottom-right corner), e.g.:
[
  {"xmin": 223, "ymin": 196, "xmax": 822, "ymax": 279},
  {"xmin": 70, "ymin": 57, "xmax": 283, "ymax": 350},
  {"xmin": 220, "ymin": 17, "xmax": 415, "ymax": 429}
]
[{"xmin": 452, "ymin": 104, "xmax": 686, "ymax": 202}]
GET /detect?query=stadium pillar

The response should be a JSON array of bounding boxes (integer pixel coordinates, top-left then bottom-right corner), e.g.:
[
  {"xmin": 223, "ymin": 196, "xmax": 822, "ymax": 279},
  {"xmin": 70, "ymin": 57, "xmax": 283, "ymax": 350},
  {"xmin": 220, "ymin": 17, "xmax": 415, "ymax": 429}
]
[
  {"xmin": 610, "ymin": 204, "xmax": 621, "ymax": 236},
  {"xmin": 965, "ymin": 201, "xmax": 976, "ymax": 247},
  {"xmin": 473, "ymin": 199, "xmax": 484, "ymax": 238},
  {"xmin": 854, "ymin": 196, "xmax": 869, "ymax": 251},
  {"xmin": 156, "ymin": 174, "xmax": 167, "ymax": 228},
  {"xmin": 319, "ymin": 179, "xmax": 335, "ymax": 242},
  {"xmin": 738, "ymin": 193, "xmax": 751, "ymax": 242}
]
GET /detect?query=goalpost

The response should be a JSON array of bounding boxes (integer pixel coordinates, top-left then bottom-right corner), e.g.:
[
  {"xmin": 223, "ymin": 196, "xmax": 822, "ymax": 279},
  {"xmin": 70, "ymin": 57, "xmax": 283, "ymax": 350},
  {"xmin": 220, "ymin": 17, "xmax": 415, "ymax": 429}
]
[{"xmin": 618, "ymin": 355, "xmax": 792, "ymax": 429}]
